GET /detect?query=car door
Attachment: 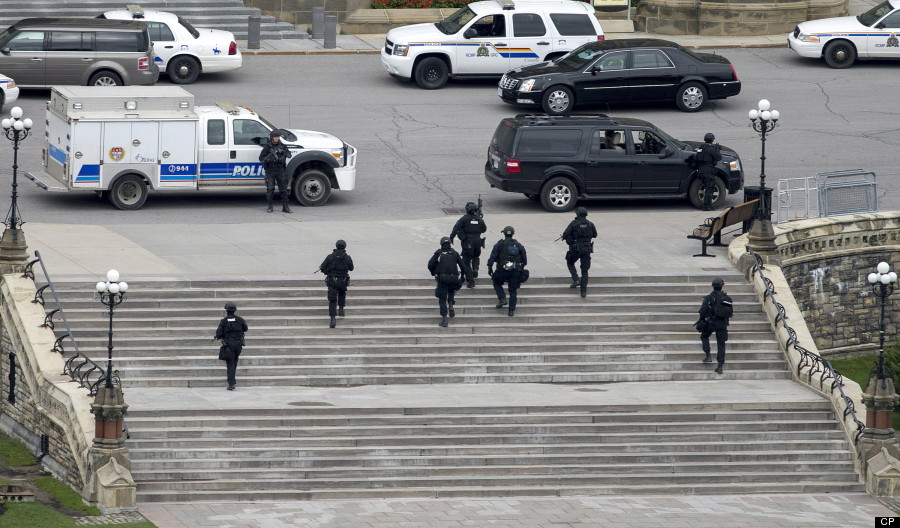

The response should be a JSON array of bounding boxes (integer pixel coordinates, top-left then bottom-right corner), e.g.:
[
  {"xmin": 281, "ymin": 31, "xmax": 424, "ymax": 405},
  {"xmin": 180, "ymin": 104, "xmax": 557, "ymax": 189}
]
[
  {"xmin": 627, "ymin": 49, "xmax": 677, "ymax": 102},
  {"xmin": 147, "ymin": 21, "xmax": 177, "ymax": 68},
  {"xmin": 583, "ymin": 128, "xmax": 633, "ymax": 193},
  {"xmin": 867, "ymin": 10, "xmax": 900, "ymax": 57},
  {"xmin": 45, "ymin": 31, "xmax": 94, "ymax": 86},
  {"xmin": 0, "ymin": 30, "xmax": 46, "ymax": 86},
  {"xmin": 572, "ymin": 50, "xmax": 632, "ymax": 105},
  {"xmin": 198, "ymin": 117, "xmax": 230, "ymax": 187},
  {"xmin": 228, "ymin": 117, "xmax": 270, "ymax": 185},
  {"xmin": 627, "ymin": 129, "xmax": 683, "ymax": 193},
  {"xmin": 457, "ymin": 14, "xmax": 510, "ymax": 74},
  {"xmin": 508, "ymin": 12, "xmax": 547, "ymax": 66}
]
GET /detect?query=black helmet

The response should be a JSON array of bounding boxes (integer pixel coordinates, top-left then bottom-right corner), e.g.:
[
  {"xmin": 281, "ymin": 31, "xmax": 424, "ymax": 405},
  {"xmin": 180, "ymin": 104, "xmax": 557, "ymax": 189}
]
[
  {"xmin": 224, "ymin": 302, "xmax": 237, "ymax": 312},
  {"xmin": 576, "ymin": 207, "xmax": 588, "ymax": 217},
  {"xmin": 704, "ymin": 132, "xmax": 715, "ymax": 143},
  {"xmin": 335, "ymin": 239, "xmax": 347, "ymax": 249},
  {"xmin": 465, "ymin": 202, "xmax": 478, "ymax": 214},
  {"xmin": 440, "ymin": 236, "xmax": 452, "ymax": 247},
  {"xmin": 270, "ymin": 129, "xmax": 281, "ymax": 138},
  {"xmin": 711, "ymin": 278, "xmax": 724, "ymax": 289},
  {"xmin": 502, "ymin": 226, "xmax": 515, "ymax": 236}
]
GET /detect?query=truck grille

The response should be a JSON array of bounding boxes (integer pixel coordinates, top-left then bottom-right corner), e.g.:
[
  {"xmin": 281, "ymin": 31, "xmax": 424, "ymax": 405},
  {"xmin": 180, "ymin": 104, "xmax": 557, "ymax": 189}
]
[
  {"xmin": 499, "ymin": 75, "xmax": 518, "ymax": 90},
  {"xmin": 385, "ymin": 38, "xmax": 393, "ymax": 54}
]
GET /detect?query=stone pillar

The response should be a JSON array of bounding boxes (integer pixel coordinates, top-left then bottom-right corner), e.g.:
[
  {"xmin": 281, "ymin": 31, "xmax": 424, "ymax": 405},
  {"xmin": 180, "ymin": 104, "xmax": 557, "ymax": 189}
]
[
  {"xmin": 0, "ymin": 227, "xmax": 29, "ymax": 274},
  {"xmin": 859, "ymin": 376, "xmax": 900, "ymax": 475},
  {"xmin": 87, "ymin": 385, "xmax": 135, "ymax": 512}
]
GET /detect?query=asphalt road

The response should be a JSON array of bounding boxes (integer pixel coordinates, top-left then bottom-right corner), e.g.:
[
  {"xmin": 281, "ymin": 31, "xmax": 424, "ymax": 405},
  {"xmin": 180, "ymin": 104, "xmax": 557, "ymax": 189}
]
[{"xmin": 2, "ymin": 48, "xmax": 897, "ymax": 225}]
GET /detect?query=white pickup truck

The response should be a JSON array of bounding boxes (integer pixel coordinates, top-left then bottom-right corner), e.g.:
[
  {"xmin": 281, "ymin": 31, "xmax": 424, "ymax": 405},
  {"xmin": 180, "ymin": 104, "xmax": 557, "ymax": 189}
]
[{"xmin": 26, "ymin": 86, "xmax": 357, "ymax": 210}]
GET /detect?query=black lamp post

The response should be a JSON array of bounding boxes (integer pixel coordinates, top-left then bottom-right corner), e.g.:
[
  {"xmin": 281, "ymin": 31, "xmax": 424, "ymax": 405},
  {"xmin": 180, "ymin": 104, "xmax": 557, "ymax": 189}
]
[
  {"xmin": 96, "ymin": 270, "xmax": 128, "ymax": 389},
  {"xmin": 0, "ymin": 107, "xmax": 32, "ymax": 271},
  {"xmin": 868, "ymin": 262, "xmax": 897, "ymax": 385},
  {"xmin": 746, "ymin": 99, "xmax": 780, "ymax": 257}
]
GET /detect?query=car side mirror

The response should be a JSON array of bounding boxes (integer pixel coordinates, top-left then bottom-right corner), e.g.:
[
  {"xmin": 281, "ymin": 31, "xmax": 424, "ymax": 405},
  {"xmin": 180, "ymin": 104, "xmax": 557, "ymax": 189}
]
[
  {"xmin": 0, "ymin": 47, "xmax": 9, "ymax": 55},
  {"xmin": 876, "ymin": 22, "xmax": 885, "ymax": 29},
  {"xmin": 659, "ymin": 147, "xmax": 674, "ymax": 159},
  {"xmin": 464, "ymin": 28, "xmax": 478, "ymax": 39}
]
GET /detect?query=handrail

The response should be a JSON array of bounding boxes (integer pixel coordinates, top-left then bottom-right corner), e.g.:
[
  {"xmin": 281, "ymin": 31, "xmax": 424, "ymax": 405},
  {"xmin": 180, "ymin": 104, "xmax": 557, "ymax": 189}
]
[
  {"xmin": 23, "ymin": 251, "xmax": 116, "ymax": 396},
  {"xmin": 746, "ymin": 246, "xmax": 865, "ymax": 444}
]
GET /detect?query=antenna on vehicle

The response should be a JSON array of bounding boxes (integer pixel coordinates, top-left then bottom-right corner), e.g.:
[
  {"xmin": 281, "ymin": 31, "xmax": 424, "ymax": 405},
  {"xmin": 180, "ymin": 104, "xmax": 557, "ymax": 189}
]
[
  {"xmin": 215, "ymin": 102, "xmax": 241, "ymax": 115},
  {"xmin": 126, "ymin": 4, "xmax": 145, "ymax": 19},
  {"xmin": 498, "ymin": 0, "xmax": 515, "ymax": 10}
]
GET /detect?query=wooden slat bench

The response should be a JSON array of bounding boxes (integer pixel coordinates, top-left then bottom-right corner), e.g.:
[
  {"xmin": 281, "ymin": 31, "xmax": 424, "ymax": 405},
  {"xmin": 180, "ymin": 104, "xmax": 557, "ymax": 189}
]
[{"xmin": 687, "ymin": 199, "xmax": 759, "ymax": 257}]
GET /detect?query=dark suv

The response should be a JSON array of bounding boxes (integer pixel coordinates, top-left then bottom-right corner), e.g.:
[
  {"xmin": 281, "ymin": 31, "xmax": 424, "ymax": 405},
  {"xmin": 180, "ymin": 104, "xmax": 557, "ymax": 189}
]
[{"xmin": 484, "ymin": 114, "xmax": 744, "ymax": 212}]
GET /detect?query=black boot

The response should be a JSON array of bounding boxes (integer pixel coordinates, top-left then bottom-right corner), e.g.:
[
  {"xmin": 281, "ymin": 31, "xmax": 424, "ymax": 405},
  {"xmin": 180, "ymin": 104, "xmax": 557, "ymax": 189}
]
[
  {"xmin": 703, "ymin": 352, "xmax": 712, "ymax": 363},
  {"xmin": 338, "ymin": 307, "xmax": 345, "ymax": 317},
  {"xmin": 329, "ymin": 316, "xmax": 336, "ymax": 329},
  {"xmin": 449, "ymin": 304, "xmax": 455, "ymax": 318},
  {"xmin": 715, "ymin": 364, "xmax": 724, "ymax": 374},
  {"xmin": 580, "ymin": 288, "xmax": 587, "ymax": 298},
  {"xmin": 570, "ymin": 278, "xmax": 579, "ymax": 289},
  {"xmin": 282, "ymin": 203, "xmax": 292, "ymax": 213},
  {"xmin": 439, "ymin": 316, "xmax": 449, "ymax": 327},
  {"xmin": 467, "ymin": 281, "xmax": 475, "ymax": 289},
  {"xmin": 496, "ymin": 298, "xmax": 508, "ymax": 309},
  {"xmin": 508, "ymin": 309, "xmax": 515, "ymax": 317},
  {"xmin": 267, "ymin": 203, "xmax": 273, "ymax": 213}
]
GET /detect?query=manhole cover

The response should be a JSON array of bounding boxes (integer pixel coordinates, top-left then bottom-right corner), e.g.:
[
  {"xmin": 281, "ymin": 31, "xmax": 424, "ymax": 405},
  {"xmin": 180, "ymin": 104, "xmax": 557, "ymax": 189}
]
[
  {"xmin": 287, "ymin": 401, "xmax": 334, "ymax": 407},
  {"xmin": 442, "ymin": 207, "xmax": 466, "ymax": 215}
]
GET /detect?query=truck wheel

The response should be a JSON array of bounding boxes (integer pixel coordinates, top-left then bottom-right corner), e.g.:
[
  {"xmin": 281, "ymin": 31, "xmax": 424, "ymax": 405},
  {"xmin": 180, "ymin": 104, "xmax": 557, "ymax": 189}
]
[
  {"xmin": 109, "ymin": 174, "xmax": 148, "ymax": 210},
  {"xmin": 540, "ymin": 177, "xmax": 577, "ymax": 212},
  {"xmin": 89, "ymin": 71, "xmax": 123, "ymax": 86},
  {"xmin": 688, "ymin": 177, "xmax": 726, "ymax": 210},
  {"xmin": 293, "ymin": 169, "xmax": 332, "ymax": 206},
  {"xmin": 167, "ymin": 56, "xmax": 201, "ymax": 84},
  {"xmin": 414, "ymin": 57, "xmax": 449, "ymax": 90}
]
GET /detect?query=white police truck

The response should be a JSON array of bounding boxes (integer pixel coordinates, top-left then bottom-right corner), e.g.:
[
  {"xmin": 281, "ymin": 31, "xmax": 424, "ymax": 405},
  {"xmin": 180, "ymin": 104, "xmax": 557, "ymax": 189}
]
[{"xmin": 26, "ymin": 86, "xmax": 357, "ymax": 210}]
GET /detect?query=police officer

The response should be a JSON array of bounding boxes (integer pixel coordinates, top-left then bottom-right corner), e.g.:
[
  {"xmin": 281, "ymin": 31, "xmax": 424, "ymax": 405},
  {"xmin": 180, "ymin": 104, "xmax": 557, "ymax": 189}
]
[
  {"xmin": 215, "ymin": 302, "xmax": 248, "ymax": 390},
  {"xmin": 487, "ymin": 226, "xmax": 527, "ymax": 317},
  {"xmin": 450, "ymin": 201, "xmax": 487, "ymax": 288},
  {"xmin": 258, "ymin": 129, "xmax": 293, "ymax": 213},
  {"xmin": 695, "ymin": 132, "xmax": 722, "ymax": 211},
  {"xmin": 562, "ymin": 207, "xmax": 597, "ymax": 298},
  {"xmin": 428, "ymin": 237, "xmax": 466, "ymax": 327},
  {"xmin": 320, "ymin": 239, "xmax": 354, "ymax": 329},
  {"xmin": 698, "ymin": 278, "xmax": 733, "ymax": 374}
]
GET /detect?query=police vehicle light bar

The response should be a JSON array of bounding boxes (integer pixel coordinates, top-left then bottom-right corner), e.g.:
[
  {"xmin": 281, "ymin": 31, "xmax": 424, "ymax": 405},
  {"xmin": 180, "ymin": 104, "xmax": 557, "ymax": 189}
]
[
  {"xmin": 216, "ymin": 102, "xmax": 241, "ymax": 115},
  {"xmin": 498, "ymin": 0, "xmax": 515, "ymax": 9},
  {"xmin": 127, "ymin": 4, "xmax": 145, "ymax": 18}
]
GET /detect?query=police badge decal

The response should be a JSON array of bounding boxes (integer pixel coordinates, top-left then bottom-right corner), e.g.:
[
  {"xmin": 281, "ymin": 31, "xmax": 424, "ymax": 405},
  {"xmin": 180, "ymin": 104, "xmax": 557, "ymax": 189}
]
[{"xmin": 108, "ymin": 147, "xmax": 125, "ymax": 161}]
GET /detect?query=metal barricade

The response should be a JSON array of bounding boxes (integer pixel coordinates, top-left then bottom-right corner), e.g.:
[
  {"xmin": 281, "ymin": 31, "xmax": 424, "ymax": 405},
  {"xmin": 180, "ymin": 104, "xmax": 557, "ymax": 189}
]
[
  {"xmin": 818, "ymin": 169, "xmax": 877, "ymax": 217},
  {"xmin": 776, "ymin": 177, "xmax": 818, "ymax": 224}
]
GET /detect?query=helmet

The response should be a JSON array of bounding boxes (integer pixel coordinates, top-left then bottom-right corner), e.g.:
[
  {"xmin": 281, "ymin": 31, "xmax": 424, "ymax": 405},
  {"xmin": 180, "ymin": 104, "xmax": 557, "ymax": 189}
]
[
  {"xmin": 502, "ymin": 226, "xmax": 515, "ymax": 236},
  {"xmin": 335, "ymin": 239, "xmax": 347, "ymax": 249},
  {"xmin": 465, "ymin": 202, "xmax": 478, "ymax": 214},
  {"xmin": 576, "ymin": 207, "xmax": 588, "ymax": 217},
  {"xmin": 711, "ymin": 278, "xmax": 724, "ymax": 289},
  {"xmin": 224, "ymin": 302, "xmax": 237, "ymax": 312},
  {"xmin": 270, "ymin": 129, "xmax": 281, "ymax": 138},
  {"xmin": 440, "ymin": 236, "xmax": 452, "ymax": 247},
  {"xmin": 704, "ymin": 132, "xmax": 715, "ymax": 143}
]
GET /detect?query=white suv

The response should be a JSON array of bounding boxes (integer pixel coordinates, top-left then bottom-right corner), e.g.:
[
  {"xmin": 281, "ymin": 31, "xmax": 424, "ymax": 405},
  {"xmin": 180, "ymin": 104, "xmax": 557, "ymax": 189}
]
[{"xmin": 382, "ymin": 0, "xmax": 604, "ymax": 89}]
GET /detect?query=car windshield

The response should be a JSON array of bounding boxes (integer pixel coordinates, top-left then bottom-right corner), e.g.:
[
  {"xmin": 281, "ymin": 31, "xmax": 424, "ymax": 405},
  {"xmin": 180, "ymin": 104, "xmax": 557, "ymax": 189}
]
[
  {"xmin": 259, "ymin": 114, "xmax": 297, "ymax": 142},
  {"xmin": 651, "ymin": 126, "xmax": 686, "ymax": 149},
  {"xmin": 177, "ymin": 15, "xmax": 200, "ymax": 38},
  {"xmin": 858, "ymin": 0, "xmax": 894, "ymax": 26},
  {"xmin": 555, "ymin": 43, "xmax": 606, "ymax": 69},
  {"xmin": 436, "ymin": 6, "xmax": 476, "ymax": 35},
  {"xmin": 0, "ymin": 26, "xmax": 14, "ymax": 45}
]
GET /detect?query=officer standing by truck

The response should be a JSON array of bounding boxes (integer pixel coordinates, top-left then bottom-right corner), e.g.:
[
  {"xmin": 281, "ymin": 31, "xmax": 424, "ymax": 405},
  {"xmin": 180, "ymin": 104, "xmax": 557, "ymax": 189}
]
[
  {"xmin": 562, "ymin": 207, "xmax": 597, "ymax": 297},
  {"xmin": 259, "ymin": 129, "xmax": 293, "ymax": 213},
  {"xmin": 320, "ymin": 239, "xmax": 354, "ymax": 329},
  {"xmin": 696, "ymin": 132, "xmax": 722, "ymax": 211},
  {"xmin": 487, "ymin": 226, "xmax": 527, "ymax": 317},
  {"xmin": 450, "ymin": 201, "xmax": 487, "ymax": 288},
  {"xmin": 428, "ymin": 237, "xmax": 466, "ymax": 327}
]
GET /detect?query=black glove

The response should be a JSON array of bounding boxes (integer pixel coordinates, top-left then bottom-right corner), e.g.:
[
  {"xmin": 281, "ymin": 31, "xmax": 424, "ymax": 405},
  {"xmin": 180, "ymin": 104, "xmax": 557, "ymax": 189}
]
[{"xmin": 487, "ymin": 268, "xmax": 493, "ymax": 277}]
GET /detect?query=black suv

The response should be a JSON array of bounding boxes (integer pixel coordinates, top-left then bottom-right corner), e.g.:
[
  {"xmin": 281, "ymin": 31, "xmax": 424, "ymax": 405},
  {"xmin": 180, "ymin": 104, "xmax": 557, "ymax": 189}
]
[{"xmin": 484, "ymin": 114, "xmax": 744, "ymax": 212}]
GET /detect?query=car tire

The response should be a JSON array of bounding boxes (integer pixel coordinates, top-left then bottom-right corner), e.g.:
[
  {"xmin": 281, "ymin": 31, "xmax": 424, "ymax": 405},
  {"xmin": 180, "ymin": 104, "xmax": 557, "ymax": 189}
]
[
  {"xmin": 109, "ymin": 174, "xmax": 148, "ymax": 210},
  {"xmin": 523, "ymin": 193, "xmax": 539, "ymax": 201},
  {"xmin": 414, "ymin": 57, "xmax": 449, "ymax": 90},
  {"xmin": 542, "ymin": 86, "xmax": 574, "ymax": 116},
  {"xmin": 293, "ymin": 169, "xmax": 332, "ymax": 206},
  {"xmin": 167, "ymin": 56, "xmax": 201, "ymax": 84},
  {"xmin": 823, "ymin": 40, "xmax": 856, "ymax": 68},
  {"xmin": 676, "ymin": 82, "xmax": 707, "ymax": 112},
  {"xmin": 540, "ymin": 177, "xmax": 577, "ymax": 212},
  {"xmin": 688, "ymin": 176, "xmax": 726, "ymax": 210},
  {"xmin": 0, "ymin": 92, "xmax": 4, "ymax": 114},
  {"xmin": 88, "ymin": 71, "xmax": 124, "ymax": 87}
]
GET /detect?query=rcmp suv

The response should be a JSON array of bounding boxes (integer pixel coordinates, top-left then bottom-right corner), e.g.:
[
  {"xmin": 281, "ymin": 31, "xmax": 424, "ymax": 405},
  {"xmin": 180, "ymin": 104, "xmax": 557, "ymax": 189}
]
[{"xmin": 484, "ymin": 114, "xmax": 744, "ymax": 212}]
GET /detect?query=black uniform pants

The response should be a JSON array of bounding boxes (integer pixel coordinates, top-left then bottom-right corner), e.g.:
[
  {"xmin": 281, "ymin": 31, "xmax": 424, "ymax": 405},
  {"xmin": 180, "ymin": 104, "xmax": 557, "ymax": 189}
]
[
  {"xmin": 565, "ymin": 248, "xmax": 592, "ymax": 291},
  {"xmin": 461, "ymin": 240, "xmax": 482, "ymax": 282},
  {"xmin": 492, "ymin": 269, "xmax": 522, "ymax": 311},
  {"xmin": 701, "ymin": 323, "xmax": 728, "ymax": 365},
  {"xmin": 327, "ymin": 275, "xmax": 349, "ymax": 317},
  {"xmin": 700, "ymin": 169, "xmax": 716, "ymax": 209},
  {"xmin": 265, "ymin": 165, "xmax": 290, "ymax": 204},
  {"xmin": 435, "ymin": 279, "xmax": 460, "ymax": 316},
  {"xmin": 223, "ymin": 343, "xmax": 243, "ymax": 386}
]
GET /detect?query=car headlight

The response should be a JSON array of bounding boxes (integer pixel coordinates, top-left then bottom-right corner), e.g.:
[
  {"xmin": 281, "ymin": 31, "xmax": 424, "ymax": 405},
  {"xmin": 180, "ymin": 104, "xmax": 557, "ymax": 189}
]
[
  {"xmin": 520, "ymin": 79, "xmax": 536, "ymax": 92},
  {"xmin": 393, "ymin": 44, "xmax": 409, "ymax": 56},
  {"xmin": 797, "ymin": 33, "xmax": 819, "ymax": 42},
  {"xmin": 331, "ymin": 148, "xmax": 344, "ymax": 165},
  {"xmin": 729, "ymin": 160, "xmax": 741, "ymax": 171},
  {"xmin": 5, "ymin": 80, "xmax": 14, "ymax": 89}
]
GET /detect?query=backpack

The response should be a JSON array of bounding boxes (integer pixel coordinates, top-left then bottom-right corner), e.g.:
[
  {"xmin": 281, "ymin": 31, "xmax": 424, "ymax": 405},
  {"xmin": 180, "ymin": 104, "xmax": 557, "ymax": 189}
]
[
  {"xmin": 712, "ymin": 292, "xmax": 733, "ymax": 319},
  {"xmin": 500, "ymin": 240, "xmax": 522, "ymax": 270},
  {"xmin": 573, "ymin": 221, "xmax": 593, "ymax": 240},
  {"xmin": 436, "ymin": 250, "xmax": 460, "ymax": 283},
  {"xmin": 331, "ymin": 252, "xmax": 350, "ymax": 274}
]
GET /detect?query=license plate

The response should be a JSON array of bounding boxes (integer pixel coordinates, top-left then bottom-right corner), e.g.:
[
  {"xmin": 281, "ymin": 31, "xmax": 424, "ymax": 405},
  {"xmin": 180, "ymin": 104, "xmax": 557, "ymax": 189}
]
[{"xmin": 497, "ymin": 87, "xmax": 503, "ymax": 96}]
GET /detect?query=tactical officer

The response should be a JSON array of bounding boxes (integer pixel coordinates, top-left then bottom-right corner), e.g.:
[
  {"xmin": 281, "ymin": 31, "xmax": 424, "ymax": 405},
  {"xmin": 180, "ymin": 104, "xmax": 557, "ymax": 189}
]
[
  {"xmin": 562, "ymin": 207, "xmax": 597, "ymax": 297},
  {"xmin": 320, "ymin": 239, "xmax": 354, "ymax": 329},
  {"xmin": 698, "ymin": 278, "xmax": 733, "ymax": 374},
  {"xmin": 215, "ymin": 302, "xmax": 248, "ymax": 390},
  {"xmin": 450, "ymin": 201, "xmax": 487, "ymax": 288},
  {"xmin": 487, "ymin": 226, "xmax": 527, "ymax": 317},
  {"xmin": 695, "ymin": 132, "xmax": 722, "ymax": 211},
  {"xmin": 259, "ymin": 129, "xmax": 293, "ymax": 213},
  {"xmin": 428, "ymin": 237, "xmax": 466, "ymax": 327}
]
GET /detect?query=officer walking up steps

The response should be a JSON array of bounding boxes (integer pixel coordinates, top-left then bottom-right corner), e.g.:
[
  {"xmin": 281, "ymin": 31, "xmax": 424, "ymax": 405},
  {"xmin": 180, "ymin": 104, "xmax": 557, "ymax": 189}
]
[
  {"xmin": 428, "ymin": 237, "xmax": 466, "ymax": 327},
  {"xmin": 214, "ymin": 302, "xmax": 248, "ymax": 390},
  {"xmin": 562, "ymin": 207, "xmax": 597, "ymax": 298},
  {"xmin": 449, "ymin": 200, "xmax": 487, "ymax": 288},
  {"xmin": 697, "ymin": 277, "xmax": 734, "ymax": 374},
  {"xmin": 696, "ymin": 132, "xmax": 722, "ymax": 211},
  {"xmin": 320, "ymin": 239, "xmax": 354, "ymax": 329},
  {"xmin": 487, "ymin": 226, "xmax": 527, "ymax": 317},
  {"xmin": 258, "ymin": 129, "xmax": 293, "ymax": 213}
]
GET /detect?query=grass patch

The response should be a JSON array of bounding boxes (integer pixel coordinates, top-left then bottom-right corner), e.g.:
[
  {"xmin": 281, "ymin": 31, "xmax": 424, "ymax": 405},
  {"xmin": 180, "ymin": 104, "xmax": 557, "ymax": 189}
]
[
  {"xmin": 34, "ymin": 477, "xmax": 101, "ymax": 516},
  {"xmin": 0, "ymin": 502, "xmax": 77, "ymax": 528},
  {"xmin": 0, "ymin": 432, "xmax": 36, "ymax": 467},
  {"xmin": 830, "ymin": 354, "xmax": 900, "ymax": 430}
]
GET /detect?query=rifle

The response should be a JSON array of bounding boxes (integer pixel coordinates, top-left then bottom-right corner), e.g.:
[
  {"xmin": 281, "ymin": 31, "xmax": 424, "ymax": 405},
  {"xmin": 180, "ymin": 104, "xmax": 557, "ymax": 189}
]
[
  {"xmin": 476, "ymin": 194, "xmax": 484, "ymax": 220},
  {"xmin": 313, "ymin": 269, "xmax": 321, "ymax": 274},
  {"xmin": 554, "ymin": 234, "xmax": 564, "ymax": 242}
]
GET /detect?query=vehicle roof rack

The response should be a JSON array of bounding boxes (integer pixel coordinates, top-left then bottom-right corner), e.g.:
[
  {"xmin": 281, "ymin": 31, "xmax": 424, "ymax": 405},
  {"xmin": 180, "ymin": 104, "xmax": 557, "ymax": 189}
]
[
  {"xmin": 514, "ymin": 113, "xmax": 610, "ymax": 121},
  {"xmin": 126, "ymin": 4, "xmax": 145, "ymax": 19},
  {"xmin": 216, "ymin": 101, "xmax": 241, "ymax": 115},
  {"xmin": 498, "ymin": 0, "xmax": 516, "ymax": 10}
]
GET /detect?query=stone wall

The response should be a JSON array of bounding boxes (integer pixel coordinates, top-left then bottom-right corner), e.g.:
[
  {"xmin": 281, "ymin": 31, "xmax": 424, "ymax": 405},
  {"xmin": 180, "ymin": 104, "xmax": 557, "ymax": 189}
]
[
  {"xmin": 243, "ymin": 0, "xmax": 371, "ymax": 25},
  {"xmin": 634, "ymin": 0, "xmax": 848, "ymax": 36},
  {"xmin": 775, "ymin": 214, "xmax": 900, "ymax": 358}
]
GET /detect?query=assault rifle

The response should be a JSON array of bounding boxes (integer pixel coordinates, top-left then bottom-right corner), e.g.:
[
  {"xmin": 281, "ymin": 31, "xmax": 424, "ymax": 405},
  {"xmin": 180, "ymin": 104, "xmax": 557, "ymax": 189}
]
[{"xmin": 477, "ymin": 194, "xmax": 486, "ymax": 248}]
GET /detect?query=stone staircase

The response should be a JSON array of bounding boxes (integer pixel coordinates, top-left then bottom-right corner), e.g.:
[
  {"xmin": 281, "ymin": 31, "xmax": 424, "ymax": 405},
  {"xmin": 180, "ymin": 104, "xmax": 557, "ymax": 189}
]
[
  {"xmin": 0, "ymin": 0, "xmax": 307, "ymax": 40},
  {"xmin": 43, "ymin": 272, "xmax": 864, "ymax": 501}
]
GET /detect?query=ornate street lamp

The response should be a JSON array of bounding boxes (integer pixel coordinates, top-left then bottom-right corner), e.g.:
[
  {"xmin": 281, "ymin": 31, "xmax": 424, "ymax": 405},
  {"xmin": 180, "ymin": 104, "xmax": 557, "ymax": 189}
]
[
  {"xmin": 96, "ymin": 270, "xmax": 128, "ymax": 389},
  {"xmin": 0, "ymin": 107, "xmax": 33, "ymax": 271},
  {"xmin": 867, "ymin": 262, "xmax": 897, "ymax": 385},
  {"xmin": 746, "ymin": 99, "xmax": 780, "ymax": 257}
]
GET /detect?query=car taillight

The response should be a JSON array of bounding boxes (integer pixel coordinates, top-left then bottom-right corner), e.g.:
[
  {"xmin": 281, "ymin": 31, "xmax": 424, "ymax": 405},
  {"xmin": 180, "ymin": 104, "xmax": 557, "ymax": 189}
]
[
  {"xmin": 730, "ymin": 64, "xmax": 738, "ymax": 81},
  {"xmin": 229, "ymin": 41, "xmax": 237, "ymax": 55},
  {"xmin": 506, "ymin": 159, "xmax": 520, "ymax": 173},
  {"xmin": 138, "ymin": 57, "xmax": 149, "ymax": 71},
  {"xmin": 597, "ymin": 35, "xmax": 605, "ymax": 41}
]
